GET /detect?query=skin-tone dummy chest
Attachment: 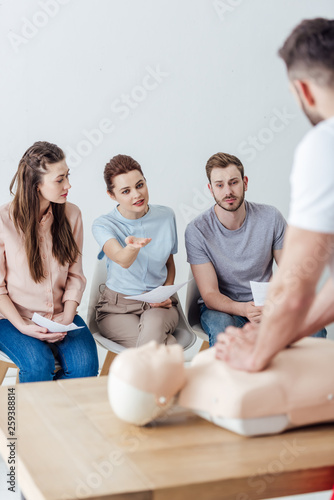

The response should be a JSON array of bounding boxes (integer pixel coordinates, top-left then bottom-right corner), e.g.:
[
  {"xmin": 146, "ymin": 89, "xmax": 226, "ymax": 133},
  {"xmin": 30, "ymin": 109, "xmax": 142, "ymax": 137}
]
[{"xmin": 109, "ymin": 338, "xmax": 334, "ymax": 436}]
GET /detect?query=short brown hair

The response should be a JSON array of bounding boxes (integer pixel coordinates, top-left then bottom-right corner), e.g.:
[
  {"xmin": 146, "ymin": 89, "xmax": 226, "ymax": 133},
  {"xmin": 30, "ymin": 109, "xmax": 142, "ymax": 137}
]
[
  {"xmin": 205, "ymin": 152, "xmax": 244, "ymax": 182},
  {"xmin": 104, "ymin": 155, "xmax": 144, "ymax": 194},
  {"xmin": 278, "ymin": 18, "xmax": 334, "ymax": 87}
]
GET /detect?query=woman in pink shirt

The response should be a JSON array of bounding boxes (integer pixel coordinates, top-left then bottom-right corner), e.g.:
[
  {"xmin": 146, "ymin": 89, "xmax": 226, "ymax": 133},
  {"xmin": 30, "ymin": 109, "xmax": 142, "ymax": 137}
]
[{"xmin": 0, "ymin": 141, "xmax": 98, "ymax": 382}]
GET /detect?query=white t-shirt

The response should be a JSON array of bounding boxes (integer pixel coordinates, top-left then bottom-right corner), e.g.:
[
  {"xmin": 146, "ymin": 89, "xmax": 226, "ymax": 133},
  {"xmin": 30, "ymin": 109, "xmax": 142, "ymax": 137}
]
[
  {"xmin": 288, "ymin": 115, "xmax": 334, "ymax": 277},
  {"xmin": 289, "ymin": 116, "xmax": 334, "ymax": 233}
]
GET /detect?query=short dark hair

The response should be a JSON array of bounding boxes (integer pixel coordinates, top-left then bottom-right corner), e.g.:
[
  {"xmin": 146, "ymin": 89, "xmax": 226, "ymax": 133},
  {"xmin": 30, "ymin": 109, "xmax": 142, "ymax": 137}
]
[
  {"xmin": 104, "ymin": 154, "xmax": 144, "ymax": 194},
  {"xmin": 278, "ymin": 18, "xmax": 334, "ymax": 87},
  {"xmin": 205, "ymin": 152, "xmax": 244, "ymax": 183}
]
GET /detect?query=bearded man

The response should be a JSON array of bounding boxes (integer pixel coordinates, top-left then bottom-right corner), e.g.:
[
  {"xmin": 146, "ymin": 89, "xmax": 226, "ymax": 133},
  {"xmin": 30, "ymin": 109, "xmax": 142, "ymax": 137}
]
[{"xmin": 185, "ymin": 152, "xmax": 324, "ymax": 346}]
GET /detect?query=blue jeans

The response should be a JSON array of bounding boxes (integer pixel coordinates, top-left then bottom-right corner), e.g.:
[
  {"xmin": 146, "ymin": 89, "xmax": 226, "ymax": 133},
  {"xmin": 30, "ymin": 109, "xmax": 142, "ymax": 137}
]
[
  {"xmin": 200, "ymin": 304, "xmax": 249, "ymax": 347},
  {"xmin": 200, "ymin": 304, "xmax": 327, "ymax": 347},
  {"xmin": 0, "ymin": 315, "xmax": 99, "ymax": 383},
  {"xmin": 312, "ymin": 327, "xmax": 327, "ymax": 338}
]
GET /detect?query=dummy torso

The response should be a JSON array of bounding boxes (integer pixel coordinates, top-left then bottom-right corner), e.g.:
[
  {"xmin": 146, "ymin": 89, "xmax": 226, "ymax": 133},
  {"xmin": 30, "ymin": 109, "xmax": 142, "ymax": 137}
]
[{"xmin": 109, "ymin": 338, "xmax": 334, "ymax": 436}]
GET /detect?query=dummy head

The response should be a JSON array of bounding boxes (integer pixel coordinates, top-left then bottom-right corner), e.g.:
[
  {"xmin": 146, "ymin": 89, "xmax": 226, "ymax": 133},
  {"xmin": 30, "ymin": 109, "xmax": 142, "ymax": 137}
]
[{"xmin": 108, "ymin": 341, "xmax": 186, "ymax": 425}]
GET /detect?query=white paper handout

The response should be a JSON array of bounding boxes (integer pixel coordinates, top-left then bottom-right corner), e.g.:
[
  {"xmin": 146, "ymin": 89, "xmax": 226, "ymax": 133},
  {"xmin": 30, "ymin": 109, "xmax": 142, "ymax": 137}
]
[
  {"xmin": 32, "ymin": 313, "xmax": 84, "ymax": 333},
  {"xmin": 124, "ymin": 280, "xmax": 191, "ymax": 304},
  {"xmin": 250, "ymin": 281, "xmax": 270, "ymax": 306}
]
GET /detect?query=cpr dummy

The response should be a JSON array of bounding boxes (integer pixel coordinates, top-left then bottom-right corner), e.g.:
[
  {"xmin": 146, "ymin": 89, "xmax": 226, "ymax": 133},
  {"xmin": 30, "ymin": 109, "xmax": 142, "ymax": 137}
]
[{"xmin": 108, "ymin": 338, "xmax": 334, "ymax": 436}]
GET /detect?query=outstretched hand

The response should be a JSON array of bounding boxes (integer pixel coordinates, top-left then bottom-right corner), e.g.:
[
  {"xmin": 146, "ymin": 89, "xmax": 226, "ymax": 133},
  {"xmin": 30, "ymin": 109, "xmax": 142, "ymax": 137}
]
[{"xmin": 125, "ymin": 236, "xmax": 152, "ymax": 249}]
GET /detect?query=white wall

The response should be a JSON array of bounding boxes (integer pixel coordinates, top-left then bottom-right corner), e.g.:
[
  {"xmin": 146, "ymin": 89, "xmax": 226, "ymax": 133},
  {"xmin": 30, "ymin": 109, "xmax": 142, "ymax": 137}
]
[{"xmin": 0, "ymin": 0, "xmax": 333, "ymax": 339}]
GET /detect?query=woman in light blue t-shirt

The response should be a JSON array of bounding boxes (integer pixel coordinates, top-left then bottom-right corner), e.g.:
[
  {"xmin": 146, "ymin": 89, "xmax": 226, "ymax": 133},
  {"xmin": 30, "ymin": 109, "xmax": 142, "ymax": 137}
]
[{"xmin": 92, "ymin": 154, "xmax": 179, "ymax": 347}]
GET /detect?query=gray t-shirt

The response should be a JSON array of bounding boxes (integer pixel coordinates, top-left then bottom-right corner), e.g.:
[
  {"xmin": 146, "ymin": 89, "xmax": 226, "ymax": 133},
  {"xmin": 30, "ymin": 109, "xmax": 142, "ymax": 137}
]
[{"xmin": 185, "ymin": 200, "xmax": 286, "ymax": 303}]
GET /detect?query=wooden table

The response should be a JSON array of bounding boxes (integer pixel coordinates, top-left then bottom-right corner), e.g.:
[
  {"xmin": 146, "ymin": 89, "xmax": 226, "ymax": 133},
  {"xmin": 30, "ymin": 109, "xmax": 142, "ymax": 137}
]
[{"xmin": 0, "ymin": 377, "xmax": 333, "ymax": 500}]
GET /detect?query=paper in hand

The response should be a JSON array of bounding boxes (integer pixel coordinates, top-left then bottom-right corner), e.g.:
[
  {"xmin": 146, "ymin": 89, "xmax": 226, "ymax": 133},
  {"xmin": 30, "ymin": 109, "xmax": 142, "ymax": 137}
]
[
  {"xmin": 250, "ymin": 281, "xmax": 270, "ymax": 306},
  {"xmin": 32, "ymin": 313, "xmax": 84, "ymax": 333},
  {"xmin": 124, "ymin": 280, "xmax": 191, "ymax": 304}
]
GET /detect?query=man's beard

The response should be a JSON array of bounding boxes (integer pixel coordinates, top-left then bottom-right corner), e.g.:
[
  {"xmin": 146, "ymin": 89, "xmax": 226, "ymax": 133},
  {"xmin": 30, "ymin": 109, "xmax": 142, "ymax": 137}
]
[
  {"xmin": 213, "ymin": 190, "xmax": 245, "ymax": 212},
  {"xmin": 300, "ymin": 98, "xmax": 323, "ymax": 126}
]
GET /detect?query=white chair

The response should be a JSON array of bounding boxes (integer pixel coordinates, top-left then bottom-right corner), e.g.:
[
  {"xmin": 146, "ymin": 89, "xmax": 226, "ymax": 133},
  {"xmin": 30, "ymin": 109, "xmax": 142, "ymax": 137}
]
[
  {"xmin": 0, "ymin": 351, "xmax": 18, "ymax": 385},
  {"xmin": 87, "ymin": 258, "xmax": 197, "ymax": 376},
  {"xmin": 185, "ymin": 268, "xmax": 210, "ymax": 349}
]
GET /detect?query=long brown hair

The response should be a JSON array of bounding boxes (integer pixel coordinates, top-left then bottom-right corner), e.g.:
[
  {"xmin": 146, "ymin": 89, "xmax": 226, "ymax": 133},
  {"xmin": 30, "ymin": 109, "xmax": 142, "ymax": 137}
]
[{"xmin": 9, "ymin": 141, "xmax": 80, "ymax": 283}]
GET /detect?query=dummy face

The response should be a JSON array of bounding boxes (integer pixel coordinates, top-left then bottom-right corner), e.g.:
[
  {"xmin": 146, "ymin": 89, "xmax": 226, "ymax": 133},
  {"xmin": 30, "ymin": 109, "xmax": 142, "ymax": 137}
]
[
  {"xmin": 110, "ymin": 341, "xmax": 186, "ymax": 404},
  {"xmin": 108, "ymin": 169, "xmax": 149, "ymax": 220},
  {"xmin": 38, "ymin": 160, "xmax": 71, "ymax": 208},
  {"xmin": 209, "ymin": 165, "xmax": 248, "ymax": 213}
]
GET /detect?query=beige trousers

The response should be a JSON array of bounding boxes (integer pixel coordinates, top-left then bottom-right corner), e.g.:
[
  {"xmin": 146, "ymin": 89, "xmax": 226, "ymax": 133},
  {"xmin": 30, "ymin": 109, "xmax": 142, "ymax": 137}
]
[{"xmin": 95, "ymin": 286, "xmax": 179, "ymax": 348}]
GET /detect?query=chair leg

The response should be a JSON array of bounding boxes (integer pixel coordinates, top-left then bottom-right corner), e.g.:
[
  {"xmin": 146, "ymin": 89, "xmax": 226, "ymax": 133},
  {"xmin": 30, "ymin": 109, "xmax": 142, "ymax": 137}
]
[
  {"xmin": 100, "ymin": 351, "xmax": 118, "ymax": 376},
  {"xmin": 0, "ymin": 361, "xmax": 18, "ymax": 385},
  {"xmin": 0, "ymin": 362, "xmax": 9, "ymax": 385},
  {"xmin": 199, "ymin": 340, "xmax": 210, "ymax": 352}
]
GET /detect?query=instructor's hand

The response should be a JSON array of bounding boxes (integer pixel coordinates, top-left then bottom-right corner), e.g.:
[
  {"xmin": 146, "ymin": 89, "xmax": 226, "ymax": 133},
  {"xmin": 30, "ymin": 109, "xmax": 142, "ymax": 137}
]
[{"xmin": 215, "ymin": 323, "xmax": 259, "ymax": 371}]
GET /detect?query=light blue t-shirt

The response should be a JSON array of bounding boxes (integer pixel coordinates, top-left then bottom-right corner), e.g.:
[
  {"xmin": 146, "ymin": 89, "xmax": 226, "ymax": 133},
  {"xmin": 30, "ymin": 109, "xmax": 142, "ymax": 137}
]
[{"xmin": 92, "ymin": 204, "xmax": 178, "ymax": 295}]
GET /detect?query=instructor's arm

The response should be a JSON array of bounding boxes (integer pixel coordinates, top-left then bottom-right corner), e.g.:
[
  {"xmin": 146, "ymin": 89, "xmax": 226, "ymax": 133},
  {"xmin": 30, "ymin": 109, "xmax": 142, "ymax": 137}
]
[{"xmin": 226, "ymin": 226, "xmax": 332, "ymax": 371}]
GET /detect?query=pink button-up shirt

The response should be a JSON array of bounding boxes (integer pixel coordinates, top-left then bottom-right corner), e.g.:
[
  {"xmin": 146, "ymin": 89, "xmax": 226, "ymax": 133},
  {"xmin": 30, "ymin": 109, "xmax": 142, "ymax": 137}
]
[{"xmin": 0, "ymin": 202, "xmax": 86, "ymax": 321}]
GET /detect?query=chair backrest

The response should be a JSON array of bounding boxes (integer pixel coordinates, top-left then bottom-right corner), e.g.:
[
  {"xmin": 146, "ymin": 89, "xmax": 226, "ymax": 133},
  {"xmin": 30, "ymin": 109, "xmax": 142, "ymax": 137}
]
[
  {"xmin": 87, "ymin": 258, "xmax": 107, "ymax": 334},
  {"xmin": 185, "ymin": 268, "xmax": 202, "ymax": 329}
]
